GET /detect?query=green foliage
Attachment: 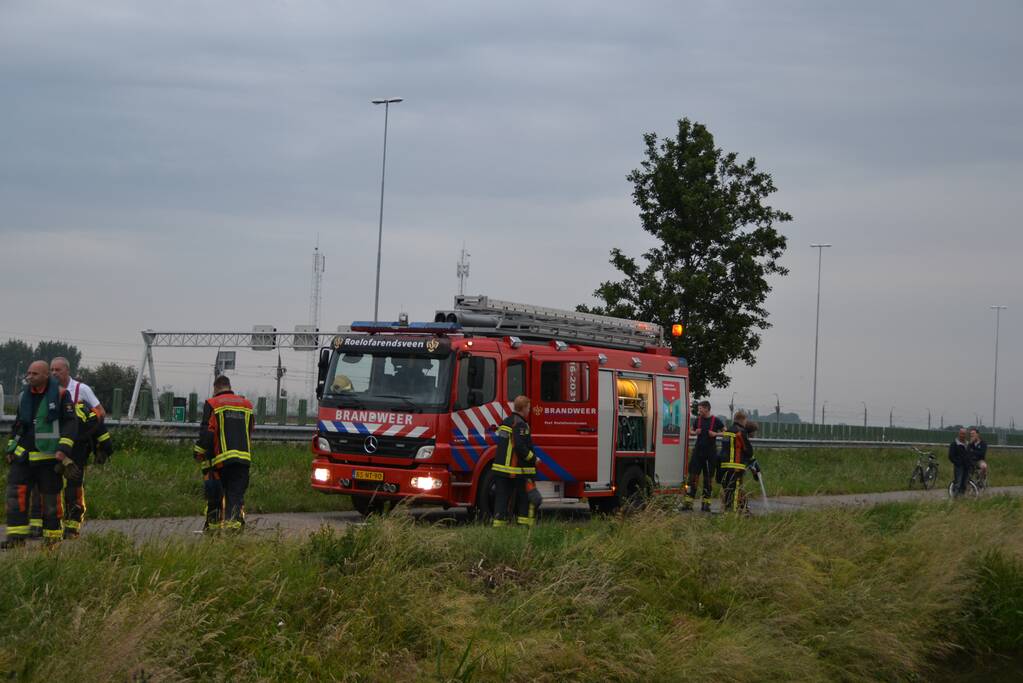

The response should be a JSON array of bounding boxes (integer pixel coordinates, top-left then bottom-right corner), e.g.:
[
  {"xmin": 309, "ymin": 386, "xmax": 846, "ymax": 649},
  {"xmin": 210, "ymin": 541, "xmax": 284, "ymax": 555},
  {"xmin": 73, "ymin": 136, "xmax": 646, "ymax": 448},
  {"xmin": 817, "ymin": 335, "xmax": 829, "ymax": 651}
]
[
  {"xmin": 33, "ymin": 340, "xmax": 82, "ymax": 372},
  {"xmin": 1, "ymin": 503, "xmax": 1022, "ymax": 681},
  {"xmin": 0, "ymin": 338, "xmax": 35, "ymax": 396},
  {"xmin": 582, "ymin": 118, "xmax": 790, "ymax": 397},
  {"xmin": 0, "ymin": 338, "xmax": 82, "ymax": 397},
  {"xmin": 77, "ymin": 362, "xmax": 150, "ymax": 412}
]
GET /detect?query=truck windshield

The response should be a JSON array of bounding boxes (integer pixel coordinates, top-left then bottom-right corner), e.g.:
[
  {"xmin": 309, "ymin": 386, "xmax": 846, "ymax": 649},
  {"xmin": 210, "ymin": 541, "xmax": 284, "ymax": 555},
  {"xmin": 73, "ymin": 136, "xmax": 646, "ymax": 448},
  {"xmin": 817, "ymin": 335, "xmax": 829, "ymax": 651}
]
[{"xmin": 324, "ymin": 350, "xmax": 453, "ymax": 412}]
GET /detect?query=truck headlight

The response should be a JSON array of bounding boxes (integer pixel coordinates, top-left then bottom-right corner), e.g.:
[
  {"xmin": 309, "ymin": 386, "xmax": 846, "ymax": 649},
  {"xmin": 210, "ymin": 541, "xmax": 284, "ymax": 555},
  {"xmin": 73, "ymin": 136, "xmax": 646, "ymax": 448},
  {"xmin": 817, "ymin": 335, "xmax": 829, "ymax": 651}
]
[
  {"xmin": 316, "ymin": 437, "xmax": 331, "ymax": 452},
  {"xmin": 313, "ymin": 467, "xmax": 331, "ymax": 482},
  {"xmin": 410, "ymin": 476, "xmax": 442, "ymax": 491},
  {"xmin": 415, "ymin": 445, "xmax": 435, "ymax": 460}
]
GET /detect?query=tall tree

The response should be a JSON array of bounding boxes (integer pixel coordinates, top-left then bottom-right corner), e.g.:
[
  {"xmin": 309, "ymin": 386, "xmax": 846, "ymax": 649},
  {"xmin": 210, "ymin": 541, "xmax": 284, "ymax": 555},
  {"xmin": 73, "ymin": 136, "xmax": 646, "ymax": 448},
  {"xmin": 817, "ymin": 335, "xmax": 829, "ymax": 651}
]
[
  {"xmin": 0, "ymin": 339, "xmax": 35, "ymax": 395},
  {"xmin": 34, "ymin": 340, "xmax": 82, "ymax": 372},
  {"xmin": 77, "ymin": 362, "xmax": 149, "ymax": 412},
  {"xmin": 581, "ymin": 118, "xmax": 790, "ymax": 398}
]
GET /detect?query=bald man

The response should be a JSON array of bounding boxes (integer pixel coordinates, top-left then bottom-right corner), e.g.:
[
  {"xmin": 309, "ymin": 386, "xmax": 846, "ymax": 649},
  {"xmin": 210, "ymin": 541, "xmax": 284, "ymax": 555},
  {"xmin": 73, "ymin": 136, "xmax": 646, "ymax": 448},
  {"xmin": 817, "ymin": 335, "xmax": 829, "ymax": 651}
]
[
  {"xmin": 51, "ymin": 357, "xmax": 104, "ymax": 418},
  {"xmin": 3, "ymin": 360, "xmax": 78, "ymax": 548}
]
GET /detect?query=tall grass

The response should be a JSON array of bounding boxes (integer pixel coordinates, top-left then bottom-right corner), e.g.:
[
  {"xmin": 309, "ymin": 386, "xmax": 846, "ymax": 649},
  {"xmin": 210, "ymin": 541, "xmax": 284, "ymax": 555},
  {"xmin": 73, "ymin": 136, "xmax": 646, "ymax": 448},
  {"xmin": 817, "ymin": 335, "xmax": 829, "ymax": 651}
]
[
  {"xmin": 1, "ymin": 441, "xmax": 1019, "ymax": 520},
  {"xmin": 1, "ymin": 499, "xmax": 1021, "ymax": 681}
]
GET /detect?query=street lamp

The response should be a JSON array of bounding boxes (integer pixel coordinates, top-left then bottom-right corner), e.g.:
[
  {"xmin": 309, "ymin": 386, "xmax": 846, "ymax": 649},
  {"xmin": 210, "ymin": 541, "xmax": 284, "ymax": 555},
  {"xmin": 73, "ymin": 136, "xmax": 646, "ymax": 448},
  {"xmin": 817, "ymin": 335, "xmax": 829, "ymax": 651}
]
[
  {"xmin": 810, "ymin": 243, "xmax": 832, "ymax": 425},
  {"xmin": 371, "ymin": 97, "xmax": 404, "ymax": 322},
  {"xmin": 990, "ymin": 305, "xmax": 1007, "ymax": 430}
]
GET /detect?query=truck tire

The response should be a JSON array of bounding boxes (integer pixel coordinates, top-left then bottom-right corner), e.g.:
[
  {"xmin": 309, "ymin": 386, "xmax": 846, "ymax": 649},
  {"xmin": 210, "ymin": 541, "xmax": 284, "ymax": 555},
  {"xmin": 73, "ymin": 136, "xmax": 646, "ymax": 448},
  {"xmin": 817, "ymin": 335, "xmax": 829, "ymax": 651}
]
[
  {"xmin": 470, "ymin": 466, "xmax": 499, "ymax": 524},
  {"xmin": 587, "ymin": 496, "xmax": 618, "ymax": 515},
  {"xmin": 616, "ymin": 465, "xmax": 651, "ymax": 512},
  {"xmin": 351, "ymin": 494, "xmax": 387, "ymax": 518}
]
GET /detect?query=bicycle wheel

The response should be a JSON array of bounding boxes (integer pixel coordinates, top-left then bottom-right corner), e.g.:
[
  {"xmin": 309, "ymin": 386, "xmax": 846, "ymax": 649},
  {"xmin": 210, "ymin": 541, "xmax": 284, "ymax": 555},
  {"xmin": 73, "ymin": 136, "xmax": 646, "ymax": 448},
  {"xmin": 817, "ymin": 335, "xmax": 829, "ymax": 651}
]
[
  {"xmin": 965, "ymin": 481, "xmax": 980, "ymax": 498},
  {"xmin": 923, "ymin": 464, "xmax": 938, "ymax": 490},
  {"xmin": 909, "ymin": 467, "xmax": 922, "ymax": 489},
  {"xmin": 947, "ymin": 481, "xmax": 956, "ymax": 499}
]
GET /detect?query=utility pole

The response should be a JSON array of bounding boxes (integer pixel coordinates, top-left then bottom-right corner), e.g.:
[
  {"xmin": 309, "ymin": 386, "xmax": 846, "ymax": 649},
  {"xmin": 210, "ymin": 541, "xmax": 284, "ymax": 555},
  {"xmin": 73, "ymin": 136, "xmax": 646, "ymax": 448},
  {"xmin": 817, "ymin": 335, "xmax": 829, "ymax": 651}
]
[
  {"xmin": 889, "ymin": 407, "xmax": 894, "ymax": 429},
  {"xmin": 927, "ymin": 408, "xmax": 931, "ymax": 431},
  {"xmin": 861, "ymin": 401, "xmax": 867, "ymax": 429},
  {"xmin": 275, "ymin": 351, "xmax": 287, "ymax": 400},
  {"xmin": 372, "ymin": 97, "xmax": 403, "ymax": 322},
  {"xmin": 940, "ymin": 413, "xmax": 944, "ymax": 429},
  {"xmin": 810, "ymin": 243, "xmax": 832, "ymax": 426},
  {"xmin": 990, "ymin": 305, "xmax": 1007, "ymax": 430},
  {"xmin": 822, "ymin": 400, "xmax": 828, "ymax": 426}
]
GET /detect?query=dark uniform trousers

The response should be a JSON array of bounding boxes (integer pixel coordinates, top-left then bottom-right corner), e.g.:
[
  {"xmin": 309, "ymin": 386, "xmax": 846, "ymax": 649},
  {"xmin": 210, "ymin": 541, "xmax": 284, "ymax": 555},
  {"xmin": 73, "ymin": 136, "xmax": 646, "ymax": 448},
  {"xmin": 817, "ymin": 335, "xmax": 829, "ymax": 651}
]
[{"xmin": 8, "ymin": 460, "xmax": 63, "ymax": 540}]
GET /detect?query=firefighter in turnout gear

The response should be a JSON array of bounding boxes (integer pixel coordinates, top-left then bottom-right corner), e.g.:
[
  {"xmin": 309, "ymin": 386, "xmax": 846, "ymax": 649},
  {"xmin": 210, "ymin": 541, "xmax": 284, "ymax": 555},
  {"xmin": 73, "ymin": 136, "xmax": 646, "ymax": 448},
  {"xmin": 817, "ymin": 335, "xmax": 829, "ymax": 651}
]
[
  {"xmin": 59, "ymin": 404, "xmax": 113, "ymax": 538},
  {"xmin": 717, "ymin": 411, "xmax": 754, "ymax": 513},
  {"xmin": 193, "ymin": 376, "xmax": 254, "ymax": 532},
  {"xmin": 491, "ymin": 395, "xmax": 537, "ymax": 527},
  {"xmin": 682, "ymin": 400, "xmax": 724, "ymax": 512},
  {"xmin": 3, "ymin": 361, "xmax": 77, "ymax": 548}
]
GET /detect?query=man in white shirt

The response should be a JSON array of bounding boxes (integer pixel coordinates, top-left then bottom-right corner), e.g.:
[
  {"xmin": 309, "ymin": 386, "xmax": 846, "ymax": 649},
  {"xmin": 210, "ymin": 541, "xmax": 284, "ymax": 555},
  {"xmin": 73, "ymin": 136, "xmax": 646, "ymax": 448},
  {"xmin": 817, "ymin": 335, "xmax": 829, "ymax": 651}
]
[{"xmin": 50, "ymin": 357, "xmax": 105, "ymax": 418}]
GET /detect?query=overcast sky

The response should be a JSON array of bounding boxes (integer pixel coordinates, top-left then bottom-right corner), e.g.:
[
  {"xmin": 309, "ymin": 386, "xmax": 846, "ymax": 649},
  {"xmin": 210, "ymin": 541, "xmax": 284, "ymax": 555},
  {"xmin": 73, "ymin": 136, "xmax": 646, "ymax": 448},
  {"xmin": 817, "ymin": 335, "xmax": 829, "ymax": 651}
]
[{"xmin": 2, "ymin": 1, "xmax": 1021, "ymax": 428}]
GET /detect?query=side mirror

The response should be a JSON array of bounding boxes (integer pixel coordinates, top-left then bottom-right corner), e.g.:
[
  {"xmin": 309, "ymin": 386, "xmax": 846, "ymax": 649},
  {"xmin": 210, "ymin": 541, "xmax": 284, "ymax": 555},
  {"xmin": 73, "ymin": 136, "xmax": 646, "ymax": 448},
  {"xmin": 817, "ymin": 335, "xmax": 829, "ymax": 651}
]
[{"xmin": 315, "ymin": 349, "xmax": 331, "ymax": 400}]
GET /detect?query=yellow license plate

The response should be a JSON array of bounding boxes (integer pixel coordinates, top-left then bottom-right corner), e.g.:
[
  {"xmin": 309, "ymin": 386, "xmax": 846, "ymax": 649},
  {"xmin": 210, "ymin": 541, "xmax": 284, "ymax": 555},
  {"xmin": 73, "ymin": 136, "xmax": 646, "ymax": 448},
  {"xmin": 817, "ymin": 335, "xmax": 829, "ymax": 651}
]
[{"xmin": 353, "ymin": 470, "xmax": 384, "ymax": 482}]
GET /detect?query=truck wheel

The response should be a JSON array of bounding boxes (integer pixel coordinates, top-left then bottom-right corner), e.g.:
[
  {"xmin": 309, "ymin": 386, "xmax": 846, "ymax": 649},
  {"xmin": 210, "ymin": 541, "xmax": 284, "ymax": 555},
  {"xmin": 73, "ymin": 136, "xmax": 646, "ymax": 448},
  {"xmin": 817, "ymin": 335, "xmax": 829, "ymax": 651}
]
[
  {"xmin": 351, "ymin": 495, "xmax": 387, "ymax": 518},
  {"xmin": 470, "ymin": 466, "xmax": 499, "ymax": 524},
  {"xmin": 616, "ymin": 466, "xmax": 651, "ymax": 512}
]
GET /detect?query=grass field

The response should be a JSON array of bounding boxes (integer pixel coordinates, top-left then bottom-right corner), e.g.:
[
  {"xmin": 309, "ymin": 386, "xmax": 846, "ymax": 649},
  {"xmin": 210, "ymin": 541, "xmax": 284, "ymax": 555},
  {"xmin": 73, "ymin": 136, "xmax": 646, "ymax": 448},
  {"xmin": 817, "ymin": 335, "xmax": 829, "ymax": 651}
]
[
  {"xmin": 1, "ymin": 499, "xmax": 1021, "ymax": 681},
  {"xmin": 1, "ymin": 432, "xmax": 1021, "ymax": 520}
]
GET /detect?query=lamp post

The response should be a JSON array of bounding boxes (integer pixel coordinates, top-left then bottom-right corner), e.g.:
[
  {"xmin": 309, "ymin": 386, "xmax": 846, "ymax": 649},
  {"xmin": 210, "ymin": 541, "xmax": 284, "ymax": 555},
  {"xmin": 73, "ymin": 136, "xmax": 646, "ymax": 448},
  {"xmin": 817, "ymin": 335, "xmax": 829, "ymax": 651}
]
[
  {"xmin": 371, "ymin": 97, "xmax": 403, "ymax": 322},
  {"xmin": 810, "ymin": 243, "xmax": 832, "ymax": 425},
  {"xmin": 990, "ymin": 305, "xmax": 1007, "ymax": 430}
]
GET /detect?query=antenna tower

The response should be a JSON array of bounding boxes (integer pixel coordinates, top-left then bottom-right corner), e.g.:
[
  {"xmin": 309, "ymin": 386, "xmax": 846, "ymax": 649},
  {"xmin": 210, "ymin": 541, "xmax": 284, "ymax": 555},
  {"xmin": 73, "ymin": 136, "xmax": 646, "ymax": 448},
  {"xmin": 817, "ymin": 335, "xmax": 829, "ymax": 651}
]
[
  {"xmin": 306, "ymin": 240, "xmax": 326, "ymax": 399},
  {"xmin": 456, "ymin": 243, "xmax": 470, "ymax": 295}
]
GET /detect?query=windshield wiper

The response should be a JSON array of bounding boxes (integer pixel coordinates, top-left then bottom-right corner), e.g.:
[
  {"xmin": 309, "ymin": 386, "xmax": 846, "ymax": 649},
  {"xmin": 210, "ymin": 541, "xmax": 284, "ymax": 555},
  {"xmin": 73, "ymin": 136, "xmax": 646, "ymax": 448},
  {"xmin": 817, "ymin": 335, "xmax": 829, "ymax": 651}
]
[{"xmin": 375, "ymin": 394, "xmax": 423, "ymax": 413}]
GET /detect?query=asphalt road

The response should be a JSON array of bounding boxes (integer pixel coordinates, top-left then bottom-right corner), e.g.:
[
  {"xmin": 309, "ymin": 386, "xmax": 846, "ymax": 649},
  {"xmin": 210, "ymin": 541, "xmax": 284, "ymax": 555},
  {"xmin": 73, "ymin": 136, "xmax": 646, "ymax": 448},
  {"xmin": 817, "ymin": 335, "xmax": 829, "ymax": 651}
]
[{"xmin": 8, "ymin": 485, "xmax": 1019, "ymax": 543}]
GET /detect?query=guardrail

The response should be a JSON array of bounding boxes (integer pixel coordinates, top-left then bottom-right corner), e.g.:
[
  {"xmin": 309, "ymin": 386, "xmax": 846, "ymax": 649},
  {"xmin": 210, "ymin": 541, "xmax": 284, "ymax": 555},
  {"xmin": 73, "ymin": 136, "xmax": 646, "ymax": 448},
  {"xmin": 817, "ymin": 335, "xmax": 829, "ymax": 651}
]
[{"xmin": 3, "ymin": 415, "xmax": 1021, "ymax": 450}]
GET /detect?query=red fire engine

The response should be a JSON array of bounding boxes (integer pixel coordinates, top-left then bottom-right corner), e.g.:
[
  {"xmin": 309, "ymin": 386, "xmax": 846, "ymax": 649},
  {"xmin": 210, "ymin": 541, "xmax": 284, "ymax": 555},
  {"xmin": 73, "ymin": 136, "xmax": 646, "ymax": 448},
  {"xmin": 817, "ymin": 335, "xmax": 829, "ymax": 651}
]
[{"xmin": 310, "ymin": 296, "xmax": 689, "ymax": 517}]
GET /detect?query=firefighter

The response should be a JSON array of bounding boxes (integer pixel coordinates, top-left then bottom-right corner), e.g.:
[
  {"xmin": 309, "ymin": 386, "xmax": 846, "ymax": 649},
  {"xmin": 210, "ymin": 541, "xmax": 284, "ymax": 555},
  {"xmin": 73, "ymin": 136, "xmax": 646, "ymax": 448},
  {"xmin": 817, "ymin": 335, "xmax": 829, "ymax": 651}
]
[
  {"xmin": 27, "ymin": 356, "xmax": 107, "ymax": 537},
  {"xmin": 193, "ymin": 376, "xmax": 254, "ymax": 532},
  {"xmin": 717, "ymin": 410, "xmax": 753, "ymax": 513},
  {"xmin": 682, "ymin": 400, "xmax": 724, "ymax": 512},
  {"xmin": 3, "ymin": 361, "xmax": 77, "ymax": 548},
  {"xmin": 491, "ymin": 394, "xmax": 537, "ymax": 527},
  {"xmin": 59, "ymin": 404, "xmax": 114, "ymax": 538}
]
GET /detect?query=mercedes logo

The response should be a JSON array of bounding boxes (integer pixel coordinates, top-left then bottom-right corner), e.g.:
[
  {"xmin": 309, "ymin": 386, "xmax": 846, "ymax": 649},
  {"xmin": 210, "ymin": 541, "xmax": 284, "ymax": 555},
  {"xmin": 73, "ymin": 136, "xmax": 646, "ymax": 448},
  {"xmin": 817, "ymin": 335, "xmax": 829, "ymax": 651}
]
[{"xmin": 363, "ymin": 435, "xmax": 379, "ymax": 454}]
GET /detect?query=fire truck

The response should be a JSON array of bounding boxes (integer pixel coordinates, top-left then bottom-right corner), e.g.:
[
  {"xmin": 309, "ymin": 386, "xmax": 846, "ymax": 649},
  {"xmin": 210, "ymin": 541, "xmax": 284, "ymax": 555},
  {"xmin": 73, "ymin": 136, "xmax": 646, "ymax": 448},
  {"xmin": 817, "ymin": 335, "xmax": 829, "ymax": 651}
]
[{"xmin": 310, "ymin": 295, "xmax": 689, "ymax": 517}]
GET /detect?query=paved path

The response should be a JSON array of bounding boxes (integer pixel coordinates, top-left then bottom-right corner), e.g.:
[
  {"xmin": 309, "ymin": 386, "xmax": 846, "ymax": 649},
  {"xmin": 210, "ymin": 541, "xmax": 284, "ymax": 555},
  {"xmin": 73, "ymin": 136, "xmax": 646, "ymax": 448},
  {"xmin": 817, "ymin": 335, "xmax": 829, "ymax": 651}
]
[{"xmin": 8, "ymin": 486, "xmax": 1023, "ymax": 543}]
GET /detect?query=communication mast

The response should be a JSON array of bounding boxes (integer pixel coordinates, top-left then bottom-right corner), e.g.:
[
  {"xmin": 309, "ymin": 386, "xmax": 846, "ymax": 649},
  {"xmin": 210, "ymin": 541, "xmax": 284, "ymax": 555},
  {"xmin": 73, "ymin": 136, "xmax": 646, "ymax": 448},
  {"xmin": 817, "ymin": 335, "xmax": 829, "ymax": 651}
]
[
  {"xmin": 306, "ymin": 241, "xmax": 326, "ymax": 399},
  {"xmin": 456, "ymin": 243, "xmax": 470, "ymax": 295}
]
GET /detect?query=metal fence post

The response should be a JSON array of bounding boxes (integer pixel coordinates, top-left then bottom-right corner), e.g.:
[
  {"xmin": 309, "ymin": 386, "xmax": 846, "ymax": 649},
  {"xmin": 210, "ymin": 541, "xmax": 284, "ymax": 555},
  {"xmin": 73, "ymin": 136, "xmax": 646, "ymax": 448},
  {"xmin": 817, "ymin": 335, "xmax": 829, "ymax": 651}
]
[{"xmin": 298, "ymin": 399, "xmax": 308, "ymax": 426}]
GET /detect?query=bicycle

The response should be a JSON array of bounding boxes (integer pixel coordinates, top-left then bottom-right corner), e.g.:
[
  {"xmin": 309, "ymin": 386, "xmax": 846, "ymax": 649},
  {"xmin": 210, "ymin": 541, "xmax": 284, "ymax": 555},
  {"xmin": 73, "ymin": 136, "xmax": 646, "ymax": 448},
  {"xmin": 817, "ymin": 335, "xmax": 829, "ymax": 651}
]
[
  {"xmin": 907, "ymin": 446, "xmax": 939, "ymax": 490},
  {"xmin": 947, "ymin": 463, "xmax": 989, "ymax": 499}
]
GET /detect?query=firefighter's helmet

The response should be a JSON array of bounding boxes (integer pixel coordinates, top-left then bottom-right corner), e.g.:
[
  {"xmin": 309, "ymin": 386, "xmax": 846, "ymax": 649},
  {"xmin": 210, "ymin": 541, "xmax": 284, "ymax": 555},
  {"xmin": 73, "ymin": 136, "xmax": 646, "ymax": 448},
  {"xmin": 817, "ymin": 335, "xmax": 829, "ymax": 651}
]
[{"xmin": 331, "ymin": 374, "xmax": 354, "ymax": 392}]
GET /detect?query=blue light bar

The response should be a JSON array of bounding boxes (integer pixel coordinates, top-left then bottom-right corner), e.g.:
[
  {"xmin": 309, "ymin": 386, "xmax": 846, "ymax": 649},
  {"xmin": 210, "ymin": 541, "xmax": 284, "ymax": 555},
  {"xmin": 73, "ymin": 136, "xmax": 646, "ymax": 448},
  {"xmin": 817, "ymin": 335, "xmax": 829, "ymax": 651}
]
[{"xmin": 350, "ymin": 321, "xmax": 462, "ymax": 333}]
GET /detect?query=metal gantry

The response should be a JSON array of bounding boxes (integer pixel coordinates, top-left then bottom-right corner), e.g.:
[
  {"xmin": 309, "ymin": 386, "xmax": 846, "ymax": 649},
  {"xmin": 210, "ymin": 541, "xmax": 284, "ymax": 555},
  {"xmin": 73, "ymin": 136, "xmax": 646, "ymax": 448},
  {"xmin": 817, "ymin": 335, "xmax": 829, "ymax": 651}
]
[{"xmin": 127, "ymin": 329, "xmax": 339, "ymax": 420}]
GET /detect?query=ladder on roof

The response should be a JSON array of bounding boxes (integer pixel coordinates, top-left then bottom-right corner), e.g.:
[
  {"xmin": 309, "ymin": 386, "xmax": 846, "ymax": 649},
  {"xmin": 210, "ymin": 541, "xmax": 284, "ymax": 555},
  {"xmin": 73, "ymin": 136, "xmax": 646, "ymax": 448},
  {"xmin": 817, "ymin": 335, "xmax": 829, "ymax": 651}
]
[{"xmin": 452, "ymin": 294, "xmax": 664, "ymax": 351}]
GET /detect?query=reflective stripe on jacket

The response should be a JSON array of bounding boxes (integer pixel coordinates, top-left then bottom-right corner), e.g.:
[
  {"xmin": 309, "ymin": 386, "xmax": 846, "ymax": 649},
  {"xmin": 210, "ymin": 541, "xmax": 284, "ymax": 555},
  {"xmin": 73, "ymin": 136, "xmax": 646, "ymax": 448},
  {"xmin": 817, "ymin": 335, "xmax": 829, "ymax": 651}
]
[
  {"xmin": 492, "ymin": 413, "xmax": 536, "ymax": 476},
  {"xmin": 195, "ymin": 391, "xmax": 254, "ymax": 467}
]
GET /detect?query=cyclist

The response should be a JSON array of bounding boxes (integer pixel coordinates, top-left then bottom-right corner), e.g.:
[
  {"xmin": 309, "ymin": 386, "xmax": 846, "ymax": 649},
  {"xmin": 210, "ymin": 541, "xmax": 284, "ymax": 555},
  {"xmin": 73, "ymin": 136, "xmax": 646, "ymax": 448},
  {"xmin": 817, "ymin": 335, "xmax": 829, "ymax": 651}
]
[
  {"xmin": 949, "ymin": 428, "xmax": 970, "ymax": 497},
  {"xmin": 968, "ymin": 427, "xmax": 988, "ymax": 483}
]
